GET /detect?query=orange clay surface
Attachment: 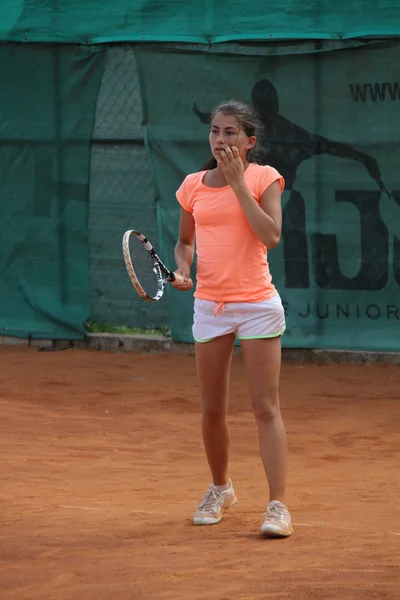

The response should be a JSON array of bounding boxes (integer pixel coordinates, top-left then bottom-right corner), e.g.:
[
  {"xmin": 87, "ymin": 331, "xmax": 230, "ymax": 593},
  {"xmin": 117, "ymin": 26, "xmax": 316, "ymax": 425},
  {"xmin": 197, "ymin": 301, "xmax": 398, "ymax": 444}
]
[{"xmin": 0, "ymin": 346, "xmax": 399, "ymax": 600}]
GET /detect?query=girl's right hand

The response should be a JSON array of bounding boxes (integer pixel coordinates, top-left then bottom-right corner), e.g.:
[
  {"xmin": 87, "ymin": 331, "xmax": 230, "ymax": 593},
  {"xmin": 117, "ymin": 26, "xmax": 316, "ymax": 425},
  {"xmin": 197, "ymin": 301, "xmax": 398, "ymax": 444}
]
[{"xmin": 171, "ymin": 268, "xmax": 193, "ymax": 291}]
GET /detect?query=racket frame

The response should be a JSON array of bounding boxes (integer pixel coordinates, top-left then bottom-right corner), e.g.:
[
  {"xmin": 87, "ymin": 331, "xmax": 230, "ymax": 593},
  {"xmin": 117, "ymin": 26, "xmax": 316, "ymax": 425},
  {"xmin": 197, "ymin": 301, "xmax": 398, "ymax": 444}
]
[{"xmin": 122, "ymin": 229, "xmax": 176, "ymax": 302}]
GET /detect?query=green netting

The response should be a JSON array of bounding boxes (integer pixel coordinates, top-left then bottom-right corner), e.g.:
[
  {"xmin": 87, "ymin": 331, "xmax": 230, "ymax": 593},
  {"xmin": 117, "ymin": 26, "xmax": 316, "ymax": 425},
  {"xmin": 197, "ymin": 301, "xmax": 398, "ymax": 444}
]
[
  {"xmin": 0, "ymin": 44, "xmax": 104, "ymax": 339},
  {"xmin": 1, "ymin": 1, "xmax": 400, "ymax": 43},
  {"xmin": 136, "ymin": 41, "xmax": 400, "ymax": 351},
  {"xmin": 88, "ymin": 47, "xmax": 169, "ymax": 331}
]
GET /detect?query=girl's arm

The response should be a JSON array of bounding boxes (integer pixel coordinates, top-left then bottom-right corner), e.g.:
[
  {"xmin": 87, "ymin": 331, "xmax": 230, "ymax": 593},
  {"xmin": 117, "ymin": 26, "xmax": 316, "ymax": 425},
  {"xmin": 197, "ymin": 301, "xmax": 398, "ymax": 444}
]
[
  {"xmin": 173, "ymin": 207, "xmax": 195, "ymax": 290},
  {"xmin": 232, "ymin": 179, "xmax": 282, "ymax": 249},
  {"xmin": 218, "ymin": 145, "xmax": 282, "ymax": 248}
]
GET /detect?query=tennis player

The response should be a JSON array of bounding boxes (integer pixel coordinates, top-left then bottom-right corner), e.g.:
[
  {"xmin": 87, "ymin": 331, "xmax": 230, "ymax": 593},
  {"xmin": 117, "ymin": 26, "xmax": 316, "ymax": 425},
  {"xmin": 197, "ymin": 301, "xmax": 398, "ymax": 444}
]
[{"xmin": 172, "ymin": 100, "xmax": 293, "ymax": 538}]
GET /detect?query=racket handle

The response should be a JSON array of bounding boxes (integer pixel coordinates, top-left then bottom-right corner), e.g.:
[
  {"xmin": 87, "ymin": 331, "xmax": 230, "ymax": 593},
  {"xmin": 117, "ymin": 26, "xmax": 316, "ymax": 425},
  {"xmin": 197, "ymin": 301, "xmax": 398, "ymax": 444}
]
[
  {"xmin": 170, "ymin": 271, "xmax": 193, "ymax": 289},
  {"xmin": 171, "ymin": 272, "xmax": 185, "ymax": 285}
]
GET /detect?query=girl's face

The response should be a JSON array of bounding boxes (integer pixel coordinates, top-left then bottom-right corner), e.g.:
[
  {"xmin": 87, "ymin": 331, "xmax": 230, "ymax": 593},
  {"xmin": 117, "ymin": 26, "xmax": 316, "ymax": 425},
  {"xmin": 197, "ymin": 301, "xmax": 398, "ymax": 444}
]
[{"xmin": 209, "ymin": 112, "xmax": 256, "ymax": 163}]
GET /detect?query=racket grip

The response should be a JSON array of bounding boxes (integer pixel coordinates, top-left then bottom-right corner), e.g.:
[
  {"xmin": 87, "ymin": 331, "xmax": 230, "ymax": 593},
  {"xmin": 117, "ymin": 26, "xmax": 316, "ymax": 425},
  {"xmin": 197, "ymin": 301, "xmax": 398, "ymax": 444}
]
[
  {"xmin": 172, "ymin": 272, "xmax": 185, "ymax": 286},
  {"xmin": 171, "ymin": 271, "xmax": 193, "ymax": 289}
]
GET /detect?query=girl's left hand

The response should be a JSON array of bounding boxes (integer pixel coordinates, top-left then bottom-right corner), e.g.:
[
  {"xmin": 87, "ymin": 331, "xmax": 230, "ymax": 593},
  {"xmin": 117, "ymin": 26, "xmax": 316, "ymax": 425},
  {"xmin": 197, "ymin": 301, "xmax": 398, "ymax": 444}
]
[{"xmin": 217, "ymin": 145, "xmax": 245, "ymax": 189}]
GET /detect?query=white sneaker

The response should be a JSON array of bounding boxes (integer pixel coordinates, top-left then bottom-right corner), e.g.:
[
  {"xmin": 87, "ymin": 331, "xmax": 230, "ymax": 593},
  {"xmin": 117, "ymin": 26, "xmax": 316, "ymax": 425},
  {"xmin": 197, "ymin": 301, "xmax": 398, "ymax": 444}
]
[
  {"xmin": 194, "ymin": 480, "xmax": 237, "ymax": 525},
  {"xmin": 261, "ymin": 500, "xmax": 293, "ymax": 538}
]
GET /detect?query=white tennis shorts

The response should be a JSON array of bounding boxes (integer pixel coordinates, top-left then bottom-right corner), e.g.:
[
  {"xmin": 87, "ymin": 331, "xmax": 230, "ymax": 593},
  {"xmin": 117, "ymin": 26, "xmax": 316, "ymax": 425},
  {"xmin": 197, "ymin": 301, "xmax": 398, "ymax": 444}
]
[{"xmin": 192, "ymin": 294, "xmax": 286, "ymax": 343}]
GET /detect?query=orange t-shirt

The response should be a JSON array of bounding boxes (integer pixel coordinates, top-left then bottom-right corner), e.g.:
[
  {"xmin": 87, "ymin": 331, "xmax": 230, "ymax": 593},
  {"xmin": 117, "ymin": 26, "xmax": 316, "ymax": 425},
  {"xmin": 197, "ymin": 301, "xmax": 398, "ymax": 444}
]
[{"xmin": 176, "ymin": 163, "xmax": 284, "ymax": 302}]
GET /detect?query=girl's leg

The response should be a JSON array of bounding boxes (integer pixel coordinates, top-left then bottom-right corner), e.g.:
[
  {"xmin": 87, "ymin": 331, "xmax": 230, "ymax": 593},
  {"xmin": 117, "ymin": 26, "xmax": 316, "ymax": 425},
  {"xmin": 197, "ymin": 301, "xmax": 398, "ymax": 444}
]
[
  {"xmin": 195, "ymin": 333, "xmax": 236, "ymax": 485},
  {"xmin": 240, "ymin": 336, "xmax": 292, "ymax": 536},
  {"xmin": 240, "ymin": 336, "xmax": 287, "ymax": 503},
  {"xmin": 193, "ymin": 333, "xmax": 238, "ymax": 525}
]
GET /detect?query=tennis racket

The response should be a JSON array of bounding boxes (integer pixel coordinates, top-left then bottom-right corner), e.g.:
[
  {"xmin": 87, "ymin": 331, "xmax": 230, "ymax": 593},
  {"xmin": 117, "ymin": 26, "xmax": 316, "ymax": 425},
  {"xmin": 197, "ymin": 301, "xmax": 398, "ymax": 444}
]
[{"xmin": 122, "ymin": 230, "xmax": 185, "ymax": 302}]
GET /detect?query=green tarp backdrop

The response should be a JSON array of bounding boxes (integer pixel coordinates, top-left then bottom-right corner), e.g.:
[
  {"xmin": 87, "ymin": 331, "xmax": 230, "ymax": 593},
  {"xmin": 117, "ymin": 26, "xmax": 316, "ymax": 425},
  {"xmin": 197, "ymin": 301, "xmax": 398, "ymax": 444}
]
[
  {"xmin": 136, "ymin": 42, "xmax": 400, "ymax": 350},
  {"xmin": 0, "ymin": 3, "xmax": 399, "ymax": 350},
  {"xmin": 1, "ymin": 1, "xmax": 400, "ymax": 43},
  {"xmin": 0, "ymin": 45, "xmax": 104, "ymax": 339}
]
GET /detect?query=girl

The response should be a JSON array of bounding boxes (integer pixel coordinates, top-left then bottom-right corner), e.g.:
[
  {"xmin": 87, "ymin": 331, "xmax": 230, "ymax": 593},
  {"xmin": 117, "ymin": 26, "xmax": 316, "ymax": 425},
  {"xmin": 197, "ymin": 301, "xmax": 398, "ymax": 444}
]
[{"xmin": 172, "ymin": 100, "xmax": 293, "ymax": 538}]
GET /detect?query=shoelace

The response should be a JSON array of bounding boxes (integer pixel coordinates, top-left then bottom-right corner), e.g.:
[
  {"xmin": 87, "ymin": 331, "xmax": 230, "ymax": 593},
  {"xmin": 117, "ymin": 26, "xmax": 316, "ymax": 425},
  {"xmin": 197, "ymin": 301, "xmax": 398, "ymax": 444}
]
[
  {"xmin": 265, "ymin": 503, "xmax": 286, "ymax": 522},
  {"xmin": 198, "ymin": 488, "xmax": 223, "ymax": 514}
]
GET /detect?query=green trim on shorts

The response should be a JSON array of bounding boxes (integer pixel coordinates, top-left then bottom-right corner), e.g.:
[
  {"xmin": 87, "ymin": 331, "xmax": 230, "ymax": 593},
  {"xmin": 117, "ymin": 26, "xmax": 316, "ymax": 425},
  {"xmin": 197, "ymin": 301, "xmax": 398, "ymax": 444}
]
[
  {"xmin": 238, "ymin": 326, "xmax": 286, "ymax": 340},
  {"xmin": 193, "ymin": 335, "xmax": 215, "ymax": 343}
]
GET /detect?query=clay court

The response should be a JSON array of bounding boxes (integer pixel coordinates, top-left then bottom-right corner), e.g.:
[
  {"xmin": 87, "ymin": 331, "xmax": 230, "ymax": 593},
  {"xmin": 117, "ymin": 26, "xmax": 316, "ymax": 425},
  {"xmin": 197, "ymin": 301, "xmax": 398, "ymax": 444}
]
[{"xmin": 0, "ymin": 345, "xmax": 399, "ymax": 599}]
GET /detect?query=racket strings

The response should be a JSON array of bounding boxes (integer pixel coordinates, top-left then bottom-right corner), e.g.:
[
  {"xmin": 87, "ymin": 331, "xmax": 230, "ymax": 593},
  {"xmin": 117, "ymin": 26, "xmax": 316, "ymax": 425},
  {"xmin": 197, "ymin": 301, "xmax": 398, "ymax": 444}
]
[{"xmin": 129, "ymin": 235, "xmax": 160, "ymax": 298}]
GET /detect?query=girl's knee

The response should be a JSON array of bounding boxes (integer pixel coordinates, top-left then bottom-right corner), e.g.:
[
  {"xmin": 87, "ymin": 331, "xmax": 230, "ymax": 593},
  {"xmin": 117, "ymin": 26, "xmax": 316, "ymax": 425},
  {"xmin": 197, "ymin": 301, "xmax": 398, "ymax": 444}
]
[
  {"xmin": 251, "ymin": 395, "xmax": 280, "ymax": 421},
  {"xmin": 202, "ymin": 398, "xmax": 227, "ymax": 420}
]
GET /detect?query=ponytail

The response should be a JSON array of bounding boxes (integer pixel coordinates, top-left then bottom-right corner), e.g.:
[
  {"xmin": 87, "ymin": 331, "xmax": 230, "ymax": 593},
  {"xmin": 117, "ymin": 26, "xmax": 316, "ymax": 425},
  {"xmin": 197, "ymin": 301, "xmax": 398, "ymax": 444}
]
[{"xmin": 199, "ymin": 156, "xmax": 217, "ymax": 171}]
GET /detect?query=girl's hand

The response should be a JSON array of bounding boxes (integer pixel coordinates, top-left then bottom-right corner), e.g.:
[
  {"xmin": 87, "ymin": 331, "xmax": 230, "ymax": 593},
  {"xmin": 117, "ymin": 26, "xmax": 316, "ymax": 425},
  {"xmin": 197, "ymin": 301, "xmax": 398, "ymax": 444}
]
[
  {"xmin": 171, "ymin": 268, "xmax": 193, "ymax": 291},
  {"xmin": 217, "ymin": 145, "xmax": 245, "ymax": 189}
]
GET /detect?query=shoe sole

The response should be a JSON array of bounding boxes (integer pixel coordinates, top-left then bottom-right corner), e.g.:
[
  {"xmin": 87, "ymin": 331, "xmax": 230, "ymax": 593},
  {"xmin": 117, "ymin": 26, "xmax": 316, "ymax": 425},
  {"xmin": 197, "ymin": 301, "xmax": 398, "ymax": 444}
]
[
  {"xmin": 261, "ymin": 525, "xmax": 293, "ymax": 538},
  {"xmin": 193, "ymin": 496, "xmax": 238, "ymax": 526}
]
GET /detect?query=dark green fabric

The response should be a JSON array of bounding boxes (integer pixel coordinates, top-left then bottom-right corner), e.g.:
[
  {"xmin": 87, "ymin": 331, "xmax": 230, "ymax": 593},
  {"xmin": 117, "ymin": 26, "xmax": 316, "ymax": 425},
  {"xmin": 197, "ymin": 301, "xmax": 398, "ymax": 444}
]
[
  {"xmin": 0, "ymin": 44, "xmax": 104, "ymax": 339},
  {"xmin": 1, "ymin": 1, "xmax": 400, "ymax": 44},
  {"xmin": 136, "ymin": 42, "xmax": 400, "ymax": 351}
]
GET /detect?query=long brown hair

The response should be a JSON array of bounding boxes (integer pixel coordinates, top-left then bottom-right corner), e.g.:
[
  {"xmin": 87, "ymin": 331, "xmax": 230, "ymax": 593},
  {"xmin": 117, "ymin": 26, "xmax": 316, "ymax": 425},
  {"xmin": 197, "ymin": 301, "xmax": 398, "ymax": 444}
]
[{"xmin": 200, "ymin": 100, "xmax": 263, "ymax": 171}]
